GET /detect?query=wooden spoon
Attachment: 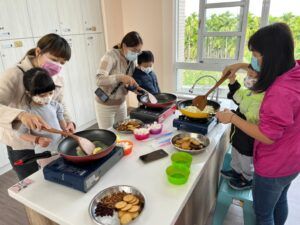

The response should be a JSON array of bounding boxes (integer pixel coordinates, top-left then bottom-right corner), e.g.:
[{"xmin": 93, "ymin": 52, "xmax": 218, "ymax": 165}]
[
  {"xmin": 42, "ymin": 127, "xmax": 95, "ymax": 155},
  {"xmin": 192, "ymin": 71, "xmax": 231, "ymax": 110}
]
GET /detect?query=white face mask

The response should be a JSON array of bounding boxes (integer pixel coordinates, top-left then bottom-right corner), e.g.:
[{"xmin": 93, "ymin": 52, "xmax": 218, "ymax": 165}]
[
  {"xmin": 141, "ymin": 66, "xmax": 152, "ymax": 74},
  {"xmin": 244, "ymin": 75, "xmax": 258, "ymax": 89},
  {"xmin": 32, "ymin": 95, "xmax": 53, "ymax": 105}
]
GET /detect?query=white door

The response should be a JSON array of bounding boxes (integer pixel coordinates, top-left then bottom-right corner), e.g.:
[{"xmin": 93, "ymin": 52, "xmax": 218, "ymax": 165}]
[
  {"xmin": 63, "ymin": 35, "xmax": 95, "ymax": 128},
  {"xmin": 27, "ymin": 0, "xmax": 60, "ymax": 37},
  {"xmin": 0, "ymin": 0, "xmax": 32, "ymax": 40},
  {"xmin": 0, "ymin": 39, "xmax": 35, "ymax": 69},
  {"xmin": 85, "ymin": 33, "xmax": 106, "ymax": 91},
  {"xmin": 57, "ymin": 0, "xmax": 84, "ymax": 35},
  {"xmin": 81, "ymin": 0, "xmax": 103, "ymax": 33}
]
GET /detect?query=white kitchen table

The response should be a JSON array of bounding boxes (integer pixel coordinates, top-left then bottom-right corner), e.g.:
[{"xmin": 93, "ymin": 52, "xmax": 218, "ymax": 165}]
[{"xmin": 8, "ymin": 100, "xmax": 233, "ymax": 225}]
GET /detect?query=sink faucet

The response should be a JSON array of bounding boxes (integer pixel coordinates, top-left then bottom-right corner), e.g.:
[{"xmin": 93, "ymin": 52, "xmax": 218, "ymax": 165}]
[{"xmin": 189, "ymin": 75, "xmax": 219, "ymax": 102}]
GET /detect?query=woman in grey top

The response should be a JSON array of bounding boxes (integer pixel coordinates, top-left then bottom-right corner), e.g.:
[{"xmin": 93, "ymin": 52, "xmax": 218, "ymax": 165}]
[
  {"xmin": 95, "ymin": 31, "xmax": 143, "ymax": 129},
  {"xmin": 0, "ymin": 34, "xmax": 74, "ymax": 180}
]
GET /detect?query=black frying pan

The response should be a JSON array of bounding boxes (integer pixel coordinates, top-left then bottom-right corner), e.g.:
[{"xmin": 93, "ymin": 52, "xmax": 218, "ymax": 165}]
[
  {"xmin": 14, "ymin": 129, "xmax": 117, "ymax": 165},
  {"xmin": 139, "ymin": 93, "xmax": 177, "ymax": 108}
]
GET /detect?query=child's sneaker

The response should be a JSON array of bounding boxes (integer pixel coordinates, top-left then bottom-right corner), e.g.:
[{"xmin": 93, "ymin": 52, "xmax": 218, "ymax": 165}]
[
  {"xmin": 220, "ymin": 169, "xmax": 241, "ymax": 180},
  {"xmin": 229, "ymin": 176, "xmax": 253, "ymax": 190}
]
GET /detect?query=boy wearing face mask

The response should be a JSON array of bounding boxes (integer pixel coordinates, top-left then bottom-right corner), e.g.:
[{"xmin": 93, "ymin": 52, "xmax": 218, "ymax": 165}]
[
  {"xmin": 220, "ymin": 61, "xmax": 264, "ymax": 190},
  {"xmin": 17, "ymin": 68, "xmax": 66, "ymax": 167},
  {"xmin": 133, "ymin": 51, "xmax": 160, "ymax": 95}
]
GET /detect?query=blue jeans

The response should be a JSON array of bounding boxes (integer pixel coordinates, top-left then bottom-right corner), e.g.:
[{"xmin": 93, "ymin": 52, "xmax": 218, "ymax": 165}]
[{"xmin": 253, "ymin": 172, "xmax": 298, "ymax": 225}]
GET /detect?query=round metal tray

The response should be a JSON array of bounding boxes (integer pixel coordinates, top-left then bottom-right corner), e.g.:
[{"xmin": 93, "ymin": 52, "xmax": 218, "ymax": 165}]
[
  {"xmin": 113, "ymin": 119, "xmax": 144, "ymax": 134},
  {"xmin": 171, "ymin": 132, "xmax": 210, "ymax": 154},
  {"xmin": 89, "ymin": 185, "xmax": 146, "ymax": 225}
]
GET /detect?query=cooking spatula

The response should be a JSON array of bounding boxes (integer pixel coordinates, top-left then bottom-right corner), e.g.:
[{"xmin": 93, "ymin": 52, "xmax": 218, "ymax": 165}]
[
  {"xmin": 192, "ymin": 71, "xmax": 231, "ymax": 110},
  {"xmin": 42, "ymin": 127, "xmax": 95, "ymax": 155}
]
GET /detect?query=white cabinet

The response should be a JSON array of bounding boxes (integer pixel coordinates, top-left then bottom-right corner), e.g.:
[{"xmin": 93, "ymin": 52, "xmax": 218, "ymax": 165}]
[
  {"xmin": 59, "ymin": 67, "xmax": 77, "ymax": 124},
  {"xmin": 85, "ymin": 33, "xmax": 106, "ymax": 91},
  {"xmin": 0, "ymin": 58, "xmax": 4, "ymax": 74},
  {"xmin": 63, "ymin": 35, "xmax": 95, "ymax": 128},
  {"xmin": 57, "ymin": 0, "xmax": 84, "ymax": 35},
  {"xmin": 0, "ymin": 143, "xmax": 10, "ymax": 175},
  {"xmin": 81, "ymin": 0, "xmax": 103, "ymax": 33},
  {"xmin": 27, "ymin": 0, "xmax": 60, "ymax": 37},
  {"xmin": 0, "ymin": 39, "xmax": 35, "ymax": 69},
  {"xmin": 0, "ymin": 0, "xmax": 32, "ymax": 40}
]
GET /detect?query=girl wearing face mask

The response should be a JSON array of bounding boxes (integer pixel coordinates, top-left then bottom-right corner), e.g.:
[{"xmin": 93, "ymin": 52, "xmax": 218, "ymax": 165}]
[
  {"xmin": 18, "ymin": 68, "xmax": 66, "ymax": 167},
  {"xmin": 95, "ymin": 31, "xmax": 143, "ymax": 129},
  {"xmin": 217, "ymin": 23, "xmax": 300, "ymax": 225},
  {"xmin": 0, "ymin": 33, "xmax": 73, "ymax": 180},
  {"xmin": 220, "ymin": 64, "xmax": 264, "ymax": 191}
]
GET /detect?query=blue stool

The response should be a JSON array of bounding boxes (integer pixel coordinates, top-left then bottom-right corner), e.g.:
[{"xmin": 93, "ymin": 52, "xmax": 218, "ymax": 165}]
[
  {"xmin": 219, "ymin": 147, "xmax": 232, "ymax": 188},
  {"xmin": 213, "ymin": 147, "xmax": 255, "ymax": 225}
]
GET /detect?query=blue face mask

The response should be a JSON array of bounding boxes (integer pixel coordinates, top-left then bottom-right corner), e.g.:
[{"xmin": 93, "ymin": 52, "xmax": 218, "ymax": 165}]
[
  {"xmin": 251, "ymin": 56, "xmax": 261, "ymax": 72},
  {"xmin": 125, "ymin": 50, "xmax": 138, "ymax": 61}
]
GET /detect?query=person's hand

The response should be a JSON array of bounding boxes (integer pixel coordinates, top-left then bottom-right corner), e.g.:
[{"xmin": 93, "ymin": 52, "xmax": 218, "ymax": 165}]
[
  {"xmin": 223, "ymin": 63, "xmax": 248, "ymax": 80},
  {"xmin": 216, "ymin": 109, "xmax": 235, "ymax": 124},
  {"xmin": 120, "ymin": 75, "xmax": 138, "ymax": 87},
  {"xmin": 228, "ymin": 73, "xmax": 237, "ymax": 84},
  {"xmin": 37, "ymin": 137, "xmax": 52, "ymax": 147},
  {"xmin": 65, "ymin": 122, "xmax": 76, "ymax": 133},
  {"xmin": 18, "ymin": 112, "xmax": 50, "ymax": 130}
]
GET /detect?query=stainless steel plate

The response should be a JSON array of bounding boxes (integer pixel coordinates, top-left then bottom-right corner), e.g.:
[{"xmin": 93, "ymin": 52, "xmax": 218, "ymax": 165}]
[
  {"xmin": 171, "ymin": 132, "xmax": 210, "ymax": 154},
  {"xmin": 113, "ymin": 119, "xmax": 144, "ymax": 134},
  {"xmin": 89, "ymin": 185, "xmax": 146, "ymax": 225}
]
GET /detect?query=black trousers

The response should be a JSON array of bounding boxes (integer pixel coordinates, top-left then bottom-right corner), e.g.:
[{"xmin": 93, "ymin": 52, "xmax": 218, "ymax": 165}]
[{"xmin": 7, "ymin": 146, "xmax": 39, "ymax": 181}]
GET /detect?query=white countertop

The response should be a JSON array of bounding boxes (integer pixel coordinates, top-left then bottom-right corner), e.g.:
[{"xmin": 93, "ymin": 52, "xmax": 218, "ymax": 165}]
[{"xmin": 8, "ymin": 101, "xmax": 233, "ymax": 225}]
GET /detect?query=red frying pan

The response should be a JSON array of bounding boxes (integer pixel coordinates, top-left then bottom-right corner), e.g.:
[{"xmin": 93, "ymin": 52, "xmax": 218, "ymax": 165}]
[
  {"xmin": 14, "ymin": 129, "xmax": 117, "ymax": 165},
  {"xmin": 139, "ymin": 93, "xmax": 177, "ymax": 108}
]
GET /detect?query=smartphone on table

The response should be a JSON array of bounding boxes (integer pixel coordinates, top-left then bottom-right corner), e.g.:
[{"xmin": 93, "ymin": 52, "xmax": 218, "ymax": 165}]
[{"xmin": 139, "ymin": 149, "xmax": 168, "ymax": 163}]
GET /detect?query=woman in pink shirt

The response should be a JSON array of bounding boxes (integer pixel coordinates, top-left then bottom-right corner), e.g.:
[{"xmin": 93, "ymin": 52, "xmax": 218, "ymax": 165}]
[{"xmin": 217, "ymin": 23, "xmax": 300, "ymax": 225}]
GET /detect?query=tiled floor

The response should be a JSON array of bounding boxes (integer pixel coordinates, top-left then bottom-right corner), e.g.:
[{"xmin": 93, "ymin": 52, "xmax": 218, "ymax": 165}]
[{"xmin": 206, "ymin": 174, "xmax": 300, "ymax": 225}]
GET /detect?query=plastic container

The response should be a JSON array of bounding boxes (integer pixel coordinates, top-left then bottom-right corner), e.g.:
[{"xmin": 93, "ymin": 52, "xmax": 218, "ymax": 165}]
[
  {"xmin": 148, "ymin": 123, "xmax": 163, "ymax": 134},
  {"xmin": 134, "ymin": 128, "xmax": 150, "ymax": 140},
  {"xmin": 171, "ymin": 152, "xmax": 193, "ymax": 168},
  {"xmin": 117, "ymin": 140, "xmax": 133, "ymax": 156},
  {"xmin": 166, "ymin": 164, "xmax": 190, "ymax": 185}
]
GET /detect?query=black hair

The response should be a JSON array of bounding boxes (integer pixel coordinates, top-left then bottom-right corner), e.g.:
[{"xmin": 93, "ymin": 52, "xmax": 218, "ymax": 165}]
[
  {"xmin": 23, "ymin": 68, "xmax": 56, "ymax": 105},
  {"xmin": 138, "ymin": 51, "xmax": 154, "ymax": 65},
  {"xmin": 248, "ymin": 22, "xmax": 295, "ymax": 92},
  {"xmin": 113, "ymin": 31, "xmax": 143, "ymax": 49},
  {"xmin": 26, "ymin": 33, "xmax": 71, "ymax": 61}
]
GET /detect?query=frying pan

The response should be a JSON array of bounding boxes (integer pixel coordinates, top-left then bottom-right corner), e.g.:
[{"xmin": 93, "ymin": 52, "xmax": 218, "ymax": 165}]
[
  {"xmin": 139, "ymin": 93, "xmax": 177, "ymax": 108},
  {"xmin": 177, "ymin": 99, "xmax": 220, "ymax": 119},
  {"xmin": 14, "ymin": 129, "xmax": 117, "ymax": 165}
]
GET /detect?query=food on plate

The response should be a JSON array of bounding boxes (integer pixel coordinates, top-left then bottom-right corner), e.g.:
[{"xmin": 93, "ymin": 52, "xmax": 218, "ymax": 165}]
[
  {"xmin": 97, "ymin": 191, "xmax": 143, "ymax": 225},
  {"xmin": 183, "ymin": 105, "xmax": 214, "ymax": 114},
  {"xmin": 174, "ymin": 136, "xmax": 206, "ymax": 150},
  {"xmin": 116, "ymin": 120, "xmax": 142, "ymax": 132}
]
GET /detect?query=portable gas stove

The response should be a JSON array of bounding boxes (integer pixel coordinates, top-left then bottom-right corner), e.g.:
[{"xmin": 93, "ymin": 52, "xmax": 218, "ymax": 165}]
[
  {"xmin": 130, "ymin": 105, "xmax": 176, "ymax": 123},
  {"xmin": 173, "ymin": 115, "xmax": 217, "ymax": 135},
  {"xmin": 43, "ymin": 147, "xmax": 123, "ymax": 193}
]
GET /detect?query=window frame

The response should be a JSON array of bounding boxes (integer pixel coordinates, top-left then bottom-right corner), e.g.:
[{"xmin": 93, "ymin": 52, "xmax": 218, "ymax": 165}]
[{"xmin": 174, "ymin": 0, "xmax": 272, "ymax": 94}]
